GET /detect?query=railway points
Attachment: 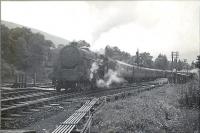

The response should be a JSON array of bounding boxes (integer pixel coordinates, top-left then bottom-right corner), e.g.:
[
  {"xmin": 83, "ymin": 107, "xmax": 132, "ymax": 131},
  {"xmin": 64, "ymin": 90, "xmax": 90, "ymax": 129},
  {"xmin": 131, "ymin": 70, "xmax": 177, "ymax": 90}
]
[
  {"xmin": 1, "ymin": 79, "xmax": 169, "ymax": 131},
  {"xmin": 50, "ymin": 80, "xmax": 167, "ymax": 133}
]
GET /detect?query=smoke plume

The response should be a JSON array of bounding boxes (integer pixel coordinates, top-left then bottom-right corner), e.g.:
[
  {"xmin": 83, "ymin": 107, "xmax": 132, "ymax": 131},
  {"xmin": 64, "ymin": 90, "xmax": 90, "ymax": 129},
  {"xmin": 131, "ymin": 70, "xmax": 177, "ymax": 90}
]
[
  {"xmin": 89, "ymin": 58, "xmax": 126, "ymax": 88},
  {"xmin": 92, "ymin": 14, "xmax": 135, "ymax": 43},
  {"xmin": 90, "ymin": 62, "xmax": 99, "ymax": 80},
  {"xmin": 90, "ymin": 2, "xmax": 137, "ymax": 43},
  {"xmin": 190, "ymin": 68, "xmax": 199, "ymax": 79},
  {"xmin": 96, "ymin": 69, "xmax": 125, "ymax": 88},
  {"xmin": 94, "ymin": 48, "xmax": 105, "ymax": 55}
]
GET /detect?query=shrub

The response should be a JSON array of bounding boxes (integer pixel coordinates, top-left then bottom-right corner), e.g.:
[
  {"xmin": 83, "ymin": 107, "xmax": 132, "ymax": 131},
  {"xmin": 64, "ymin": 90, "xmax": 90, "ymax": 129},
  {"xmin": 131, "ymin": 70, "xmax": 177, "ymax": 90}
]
[{"xmin": 178, "ymin": 79, "xmax": 200, "ymax": 108}]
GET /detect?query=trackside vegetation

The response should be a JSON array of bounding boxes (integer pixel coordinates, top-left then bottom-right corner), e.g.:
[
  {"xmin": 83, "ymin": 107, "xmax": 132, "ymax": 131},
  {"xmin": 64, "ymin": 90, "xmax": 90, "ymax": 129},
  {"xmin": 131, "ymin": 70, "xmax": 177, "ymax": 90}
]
[{"xmin": 92, "ymin": 81, "xmax": 199, "ymax": 133}]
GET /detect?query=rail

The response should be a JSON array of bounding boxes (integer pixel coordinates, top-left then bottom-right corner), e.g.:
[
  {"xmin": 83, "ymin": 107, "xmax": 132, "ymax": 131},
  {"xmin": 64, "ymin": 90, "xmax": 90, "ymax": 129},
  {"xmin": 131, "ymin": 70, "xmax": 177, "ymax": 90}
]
[{"xmin": 1, "ymin": 92, "xmax": 80, "ymax": 113}]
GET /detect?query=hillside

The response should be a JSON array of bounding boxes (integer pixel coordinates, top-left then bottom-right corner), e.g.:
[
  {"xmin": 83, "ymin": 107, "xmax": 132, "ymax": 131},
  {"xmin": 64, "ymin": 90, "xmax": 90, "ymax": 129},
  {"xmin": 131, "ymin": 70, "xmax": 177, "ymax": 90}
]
[
  {"xmin": 1, "ymin": 20, "xmax": 69, "ymax": 46},
  {"xmin": 1, "ymin": 23, "xmax": 59, "ymax": 83}
]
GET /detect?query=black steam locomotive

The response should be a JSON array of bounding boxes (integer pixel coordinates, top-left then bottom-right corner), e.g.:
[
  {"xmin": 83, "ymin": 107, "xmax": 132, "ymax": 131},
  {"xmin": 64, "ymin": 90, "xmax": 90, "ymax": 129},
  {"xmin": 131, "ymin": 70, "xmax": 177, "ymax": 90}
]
[{"xmin": 52, "ymin": 45, "xmax": 192, "ymax": 92}]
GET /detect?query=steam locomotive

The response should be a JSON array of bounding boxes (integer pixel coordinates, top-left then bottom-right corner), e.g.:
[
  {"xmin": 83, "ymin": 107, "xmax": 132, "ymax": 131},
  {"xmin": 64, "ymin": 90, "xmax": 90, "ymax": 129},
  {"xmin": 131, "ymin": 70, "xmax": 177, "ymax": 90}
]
[{"xmin": 52, "ymin": 45, "xmax": 192, "ymax": 92}]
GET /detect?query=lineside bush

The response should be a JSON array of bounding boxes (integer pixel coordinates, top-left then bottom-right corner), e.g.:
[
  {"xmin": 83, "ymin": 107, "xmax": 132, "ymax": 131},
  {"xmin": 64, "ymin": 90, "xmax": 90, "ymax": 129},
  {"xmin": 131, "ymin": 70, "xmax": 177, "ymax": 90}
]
[{"xmin": 178, "ymin": 78, "xmax": 200, "ymax": 108}]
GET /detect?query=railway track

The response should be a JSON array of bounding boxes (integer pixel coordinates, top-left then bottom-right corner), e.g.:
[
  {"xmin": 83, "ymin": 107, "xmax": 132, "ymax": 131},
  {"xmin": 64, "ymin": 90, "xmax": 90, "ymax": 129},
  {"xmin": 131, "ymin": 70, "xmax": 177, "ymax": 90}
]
[
  {"xmin": 1, "ymin": 90, "xmax": 81, "ymax": 114},
  {"xmin": 1, "ymin": 89, "xmax": 51, "ymax": 99},
  {"xmin": 51, "ymin": 81, "xmax": 166, "ymax": 133},
  {"xmin": 0, "ymin": 86, "xmax": 124, "ymax": 118},
  {"xmin": 1, "ymin": 88, "xmax": 85, "ymax": 129},
  {"xmin": 84, "ymin": 81, "xmax": 161, "ymax": 98},
  {"xmin": 1, "ymin": 80, "xmax": 166, "ymax": 129}
]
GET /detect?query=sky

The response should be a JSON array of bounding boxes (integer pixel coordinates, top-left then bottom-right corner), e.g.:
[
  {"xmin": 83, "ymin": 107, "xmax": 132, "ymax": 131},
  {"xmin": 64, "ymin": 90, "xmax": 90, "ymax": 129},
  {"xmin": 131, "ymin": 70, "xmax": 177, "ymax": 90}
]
[{"xmin": 1, "ymin": 1, "xmax": 200, "ymax": 63}]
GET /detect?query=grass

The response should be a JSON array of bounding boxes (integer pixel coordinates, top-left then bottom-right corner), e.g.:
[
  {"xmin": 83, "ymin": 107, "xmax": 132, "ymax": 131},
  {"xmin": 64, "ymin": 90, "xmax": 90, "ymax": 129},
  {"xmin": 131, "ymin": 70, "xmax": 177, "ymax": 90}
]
[
  {"xmin": 92, "ymin": 80, "xmax": 199, "ymax": 133},
  {"xmin": 178, "ymin": 79, "xmax": 200, "ymax": 108}
]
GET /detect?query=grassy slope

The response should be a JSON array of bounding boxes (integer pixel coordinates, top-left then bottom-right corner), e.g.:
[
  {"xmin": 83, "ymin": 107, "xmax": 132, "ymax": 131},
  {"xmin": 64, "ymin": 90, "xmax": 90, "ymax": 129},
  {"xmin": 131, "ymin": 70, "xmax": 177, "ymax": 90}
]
[{"xmin": 92, "ymin": 82, "xmax": 199, "ymax": 133}]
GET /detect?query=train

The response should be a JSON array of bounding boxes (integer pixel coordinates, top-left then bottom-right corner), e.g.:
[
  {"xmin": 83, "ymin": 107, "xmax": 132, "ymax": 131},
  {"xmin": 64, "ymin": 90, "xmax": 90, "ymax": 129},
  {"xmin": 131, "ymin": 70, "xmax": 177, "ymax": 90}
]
[{"xmin": 52, "ymin": 44, "xmax": 193, "ymax": 92}]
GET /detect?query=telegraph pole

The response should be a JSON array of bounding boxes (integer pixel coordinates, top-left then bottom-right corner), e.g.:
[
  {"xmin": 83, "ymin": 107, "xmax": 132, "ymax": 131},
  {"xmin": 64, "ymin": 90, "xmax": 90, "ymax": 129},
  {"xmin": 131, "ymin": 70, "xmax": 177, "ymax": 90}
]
[
  {"xmin": 184, "ymin": 59, "xmax": 189, "ymax": 75},
  {"xmin": 171, "ymin": 51, "xmax": 179, "ymax": 83},
  {"xmin": 136, "ymin": 49, "xmax": 139, "ymax": 67}
]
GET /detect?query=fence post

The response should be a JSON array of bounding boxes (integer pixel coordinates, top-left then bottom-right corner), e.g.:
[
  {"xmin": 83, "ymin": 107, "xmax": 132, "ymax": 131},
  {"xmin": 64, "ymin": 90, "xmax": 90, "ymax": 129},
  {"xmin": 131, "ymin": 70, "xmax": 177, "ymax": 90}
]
[
  {"xmin": 15, "ymin": 75, "xmax": 18, "ymax": 88},
  {"xmin": 24, "ymin": 73, "xmax": 27, "ymax": 88},
  {"xmin": 19, "ymin": 74, "xmax": 22, "ymax": 88},
  {"xmin": 34, "ymin": 73, "xmax": 36, "ymax": 86}
]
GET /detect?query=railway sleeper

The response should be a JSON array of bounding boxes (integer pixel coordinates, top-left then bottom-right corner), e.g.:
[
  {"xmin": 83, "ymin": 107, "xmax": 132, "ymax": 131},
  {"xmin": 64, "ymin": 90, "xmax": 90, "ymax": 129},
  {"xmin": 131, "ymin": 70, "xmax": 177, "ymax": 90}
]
[
  {"xmin": 9, "ymin": 113, "xmax": 25, "ymax": 118},
  {"xmin": 11, "ymin": 106, "xmax": 34, "ymax": 115},
  {"xmin": 0, "ymin": 130, "xmax": 36, "ymax": 133},
  {"xmin": 21, "ymin": 110, "xmax": 33, "ymax": 115},
  {"xmin": 2, "ymin": 90, "xmax": 37, "ymax": 98},
  {"xmin": 1, "ymin": 104, "xmax": 11, "ymax": 108},
  {"xmin": 1, "ymin": 117, "xmax": 16, "ymax": 121},
  {"xmin": 1, "ymin": 112, "xmax": 10, "ymax": 118},
  {"xmin": 28, "ymin": 109, "xmax": 41, "ymax": 112}
]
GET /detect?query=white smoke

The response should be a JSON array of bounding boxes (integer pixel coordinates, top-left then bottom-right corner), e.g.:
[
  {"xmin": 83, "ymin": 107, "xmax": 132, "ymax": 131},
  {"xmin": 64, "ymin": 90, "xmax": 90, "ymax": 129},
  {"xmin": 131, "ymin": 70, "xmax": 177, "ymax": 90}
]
[
  {"xmin": 94, "ymin": 48, "xmax": 105, "ymax": 55},
  {"xmin": 96, "ymin": 69, "xmax": 125, "ymax": 88},
  {"xmin": 190, "ymin": 68, "xmax": 199, "ymax": 79},
  {"xmin": 89, "ymin": 59, "xmax": 126, "ymax": 88},
  {"xmin": 88, "ymin": 2, "xmax": 137, "ymax": 43},
  {"xmin": 90, "ymin": 62, "xmax": 99, "ymax": 80}
]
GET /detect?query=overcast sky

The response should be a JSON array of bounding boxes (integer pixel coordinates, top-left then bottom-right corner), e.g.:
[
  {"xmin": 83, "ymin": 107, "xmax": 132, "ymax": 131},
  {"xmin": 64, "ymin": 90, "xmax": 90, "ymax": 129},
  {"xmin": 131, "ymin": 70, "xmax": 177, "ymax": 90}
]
[{"xmin": 2, "ymin": 1, "xmax": 200, "ymax": 63}]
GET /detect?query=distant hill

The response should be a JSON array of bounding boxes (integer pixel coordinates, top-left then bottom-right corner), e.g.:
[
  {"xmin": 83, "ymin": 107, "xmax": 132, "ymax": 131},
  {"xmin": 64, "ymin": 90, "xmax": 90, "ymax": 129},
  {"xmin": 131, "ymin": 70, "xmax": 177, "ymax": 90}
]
[{"xmin": 1, "ymin": 20, "xmax": 69, "ymax": 46}]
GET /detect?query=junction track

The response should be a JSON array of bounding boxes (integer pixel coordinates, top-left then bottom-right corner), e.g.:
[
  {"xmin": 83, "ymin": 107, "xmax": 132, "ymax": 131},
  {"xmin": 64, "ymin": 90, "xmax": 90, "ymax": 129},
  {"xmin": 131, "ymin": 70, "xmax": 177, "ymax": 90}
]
[{"xmin": 1, "ymin": 80, "xmax": 166, "ymax": 129}]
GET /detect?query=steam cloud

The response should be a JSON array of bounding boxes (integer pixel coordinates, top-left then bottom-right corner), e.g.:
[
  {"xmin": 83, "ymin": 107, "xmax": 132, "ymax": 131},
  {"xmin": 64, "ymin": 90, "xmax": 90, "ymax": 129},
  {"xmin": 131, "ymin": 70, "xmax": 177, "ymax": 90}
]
[
  {"xmin": 89, "ymin": 62, "xmax": 126, "ymax": 88},
  {"xmin": 190, "ymin": 68, "xmax": 199, "ymax": 79},
  {"xmin": 90, "ymin": 2, "xmax": 137, "ymax": 43},
  {"xmin": 95, "ymin": 48, "xmax": 105, "ymax": 55},
  {"xmin": 92, "ymin": 14, "xmax": 135, "ymax": 43},
  {"xmin": 90, "ymin": 62, "xmax": 99, "ymax": 80},
  {"xmin": 96, "ymin": 69, "xmax": 125, "ymax": 88}
]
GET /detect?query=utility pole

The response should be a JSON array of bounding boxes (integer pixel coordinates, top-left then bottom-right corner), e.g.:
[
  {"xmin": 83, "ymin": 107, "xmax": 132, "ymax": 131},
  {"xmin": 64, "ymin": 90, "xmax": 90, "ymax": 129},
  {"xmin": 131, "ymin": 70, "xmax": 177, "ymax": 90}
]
[
  {"xmin": 184, "ymin": 59, "xmax": 189, "ymax": 75},
  {"xmin": 171, "ymin": 51, "xmax": 179, "ymax": 83},
  {"xmin": 136, "ymin": 49, "xmax": 139, "ymax": 67}
]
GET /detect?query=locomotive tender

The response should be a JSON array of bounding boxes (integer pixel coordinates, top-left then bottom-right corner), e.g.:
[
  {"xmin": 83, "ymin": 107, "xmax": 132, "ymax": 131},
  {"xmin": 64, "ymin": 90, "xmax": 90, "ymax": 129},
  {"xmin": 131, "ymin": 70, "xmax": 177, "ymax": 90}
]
[{"xmin": 52, "ymin": 45, "xmax": 191, "ymax": 92}]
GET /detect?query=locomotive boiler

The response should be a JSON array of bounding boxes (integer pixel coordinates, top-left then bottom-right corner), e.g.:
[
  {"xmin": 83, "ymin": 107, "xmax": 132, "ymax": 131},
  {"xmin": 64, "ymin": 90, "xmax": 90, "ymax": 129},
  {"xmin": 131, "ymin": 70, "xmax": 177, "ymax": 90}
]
[{"xmin": 52, "ymin": 45, "xmax": 106, "ymax": 91}]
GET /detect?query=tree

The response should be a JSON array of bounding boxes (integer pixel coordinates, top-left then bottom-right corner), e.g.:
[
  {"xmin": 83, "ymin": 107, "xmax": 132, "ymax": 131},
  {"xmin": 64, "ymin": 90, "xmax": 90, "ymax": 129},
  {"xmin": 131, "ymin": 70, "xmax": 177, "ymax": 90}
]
[
  {"xmin": 105, "ymin": 45, "xmax": 131, "ymax": 63},
  {"xmin": 177, "ymin": 60, "xmax": 183, "ymax": 71},
  {"xmin": 154, "ymin": 54, "xmax": 169, "ymax": 70},
  {"xmin": 70, "ymin": 40, "xmax": 90, "ymax": 48},
  {"xmin": 139, "ymin": 52, "xmax": 153, "ymax": 68},
  {"xmin": 176, "ymin": 59, "xmax": 190, "ymax": 71},
  {"xmin": 1, "ymin": 24, "xmax": 55, "ymax": 82},
  {"xmin": 57, "ymin": 44, "xmax": 65, "ymax": 49},
  {"xmin": 195, "ymin": 55, "xmax": 200, "ymax": 69},
  {"xmin": 191, "ymin": 61, "xmax": 196, "ymax": 69}
]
